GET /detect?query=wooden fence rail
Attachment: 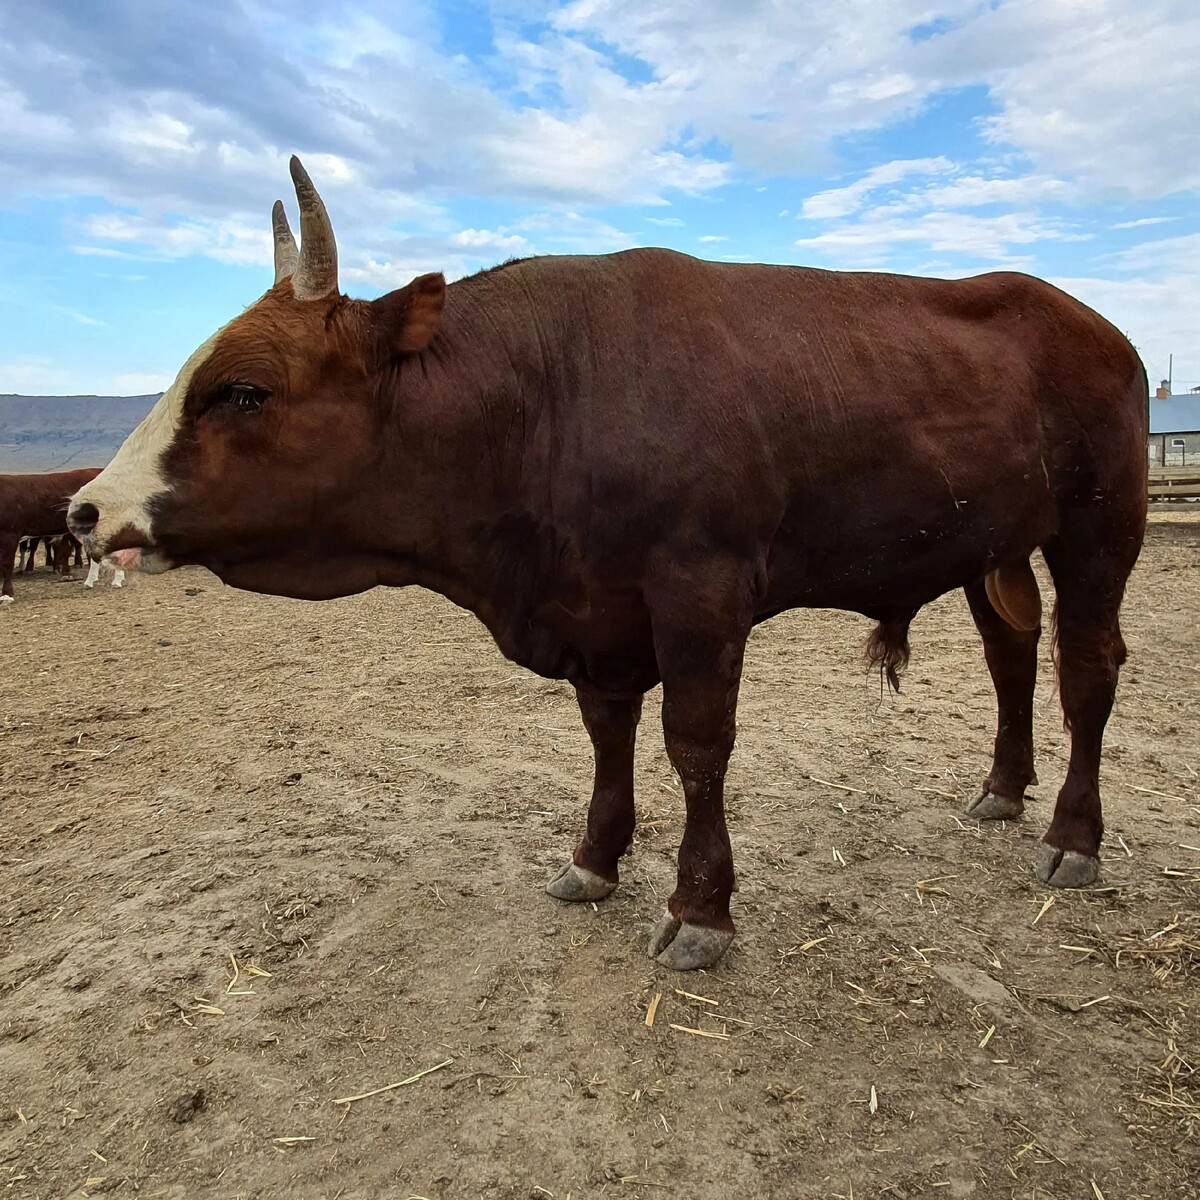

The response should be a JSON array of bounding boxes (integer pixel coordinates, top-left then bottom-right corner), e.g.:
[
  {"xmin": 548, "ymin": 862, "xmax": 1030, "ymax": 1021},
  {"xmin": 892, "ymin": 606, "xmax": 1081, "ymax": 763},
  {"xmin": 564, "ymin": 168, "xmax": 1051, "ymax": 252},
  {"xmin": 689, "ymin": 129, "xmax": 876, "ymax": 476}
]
[{"xmin": 1148, "ymin": 468, "xmax": 1200, "ymax": 500}]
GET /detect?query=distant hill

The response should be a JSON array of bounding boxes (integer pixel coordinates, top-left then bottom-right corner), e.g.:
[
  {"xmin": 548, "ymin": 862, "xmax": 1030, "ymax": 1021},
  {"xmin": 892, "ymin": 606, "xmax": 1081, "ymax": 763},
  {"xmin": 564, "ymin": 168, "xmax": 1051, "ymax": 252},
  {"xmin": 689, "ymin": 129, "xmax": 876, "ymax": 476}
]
[{"xmin": 0, "ymin": 393, "xmax": 159, "ymax": 472}]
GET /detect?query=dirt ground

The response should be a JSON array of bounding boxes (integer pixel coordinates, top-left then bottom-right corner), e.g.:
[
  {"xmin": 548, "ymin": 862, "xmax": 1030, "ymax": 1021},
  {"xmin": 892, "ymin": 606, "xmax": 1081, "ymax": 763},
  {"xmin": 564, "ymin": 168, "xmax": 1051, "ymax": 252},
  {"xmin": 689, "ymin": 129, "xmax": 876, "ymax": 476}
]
[{"xmin": 2, "ymin": 514, "xmax": 1198, "ymax": 1200}]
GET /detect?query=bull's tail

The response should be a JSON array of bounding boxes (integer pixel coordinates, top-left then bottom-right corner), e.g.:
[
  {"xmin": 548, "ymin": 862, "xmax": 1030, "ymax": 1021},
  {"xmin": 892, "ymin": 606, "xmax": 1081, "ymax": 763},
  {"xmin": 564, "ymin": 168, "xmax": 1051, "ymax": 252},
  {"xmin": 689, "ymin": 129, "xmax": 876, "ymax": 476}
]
[{"xmin": 866, "ymin": 611, "xmax": 915, "ymax": 693}]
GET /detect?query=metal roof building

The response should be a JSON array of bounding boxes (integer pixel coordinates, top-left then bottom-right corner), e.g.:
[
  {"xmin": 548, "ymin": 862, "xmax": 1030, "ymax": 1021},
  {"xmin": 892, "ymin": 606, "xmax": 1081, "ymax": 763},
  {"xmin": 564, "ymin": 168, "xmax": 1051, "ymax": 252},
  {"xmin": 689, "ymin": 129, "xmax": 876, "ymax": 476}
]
[{"xmin": 1150, "ymin": 395, "xmax": 1200, "ymax": 435}]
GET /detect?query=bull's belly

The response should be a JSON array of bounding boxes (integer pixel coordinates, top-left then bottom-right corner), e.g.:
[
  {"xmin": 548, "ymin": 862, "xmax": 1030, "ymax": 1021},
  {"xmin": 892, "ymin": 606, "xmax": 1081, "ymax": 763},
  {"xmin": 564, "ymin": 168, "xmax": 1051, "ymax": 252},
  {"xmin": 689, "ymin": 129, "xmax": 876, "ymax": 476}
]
[{"xmin": 760, "ymin": 484, "xmax": 1054, "ymax": 617}]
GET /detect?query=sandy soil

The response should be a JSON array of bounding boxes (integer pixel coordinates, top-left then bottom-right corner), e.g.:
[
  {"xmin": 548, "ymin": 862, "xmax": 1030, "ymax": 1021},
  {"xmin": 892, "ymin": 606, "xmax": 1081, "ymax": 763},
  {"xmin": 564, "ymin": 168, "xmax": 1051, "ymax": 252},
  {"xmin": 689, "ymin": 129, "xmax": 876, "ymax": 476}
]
[{"xmin": 2, "ymin": 513, "xmax": 1198, "ymax": 1199}]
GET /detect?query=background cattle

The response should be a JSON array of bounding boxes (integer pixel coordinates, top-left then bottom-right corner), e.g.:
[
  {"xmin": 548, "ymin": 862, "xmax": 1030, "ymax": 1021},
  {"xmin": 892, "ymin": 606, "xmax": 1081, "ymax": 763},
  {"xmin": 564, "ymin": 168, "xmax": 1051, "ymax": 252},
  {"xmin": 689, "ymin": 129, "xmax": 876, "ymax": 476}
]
[
  {"xmin": 1, "ymin": 469, "xmax": 101, "ymax": 602},
  {"xmin": 69, "ymin": 159, "xmax": 1147, "ymax": 970},
  {"xmin": 17, "ymin": 534, "xmax": 70, "ymax": 574}
]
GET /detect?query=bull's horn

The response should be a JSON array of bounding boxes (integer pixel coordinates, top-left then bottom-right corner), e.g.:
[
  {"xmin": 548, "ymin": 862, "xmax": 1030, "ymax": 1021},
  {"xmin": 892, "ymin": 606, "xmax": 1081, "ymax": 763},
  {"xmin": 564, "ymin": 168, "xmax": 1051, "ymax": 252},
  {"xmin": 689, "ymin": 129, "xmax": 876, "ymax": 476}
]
[
  {"xmin": 289, "ymin": 155, "xmax": 339, "ymax": 300},
  {"xmin": 271, "ymin": 200, "xmax": 299, "ymax": 283}
]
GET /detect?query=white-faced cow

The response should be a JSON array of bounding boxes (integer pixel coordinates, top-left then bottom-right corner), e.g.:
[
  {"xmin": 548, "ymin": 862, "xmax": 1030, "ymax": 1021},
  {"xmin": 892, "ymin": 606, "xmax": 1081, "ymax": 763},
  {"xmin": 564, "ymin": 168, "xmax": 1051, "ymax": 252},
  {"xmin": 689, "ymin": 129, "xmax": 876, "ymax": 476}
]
[{"xmin": 69, "ymin": 159, "xmax": 1147, "ymax": 970}]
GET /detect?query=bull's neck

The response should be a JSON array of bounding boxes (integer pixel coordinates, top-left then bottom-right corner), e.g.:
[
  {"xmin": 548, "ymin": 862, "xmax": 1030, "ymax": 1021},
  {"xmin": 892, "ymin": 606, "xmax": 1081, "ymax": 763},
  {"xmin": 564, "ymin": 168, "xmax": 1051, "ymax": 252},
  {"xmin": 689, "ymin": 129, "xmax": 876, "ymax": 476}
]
[{"xmin": 368, "ymin": 273, "xmax": 559, "ymax": 630}]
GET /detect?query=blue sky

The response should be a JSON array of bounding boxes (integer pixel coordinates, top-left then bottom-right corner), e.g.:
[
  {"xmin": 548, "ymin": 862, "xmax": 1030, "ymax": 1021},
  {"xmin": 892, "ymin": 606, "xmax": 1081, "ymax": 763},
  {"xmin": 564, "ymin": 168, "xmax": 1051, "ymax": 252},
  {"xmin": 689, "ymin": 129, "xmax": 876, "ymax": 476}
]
[{"xmin": 2, "ymin": 0, "xmax": 1199, "ymax": 395}]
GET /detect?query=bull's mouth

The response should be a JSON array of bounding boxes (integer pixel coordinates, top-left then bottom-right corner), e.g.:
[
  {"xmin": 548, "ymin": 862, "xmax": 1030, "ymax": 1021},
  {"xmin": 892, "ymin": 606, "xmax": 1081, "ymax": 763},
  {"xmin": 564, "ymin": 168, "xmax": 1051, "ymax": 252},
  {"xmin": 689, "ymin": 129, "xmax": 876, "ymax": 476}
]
[
  {"xmin": 110, "ymin": 547, "xmax": 174, "ymax": 574},
  {"xmin": 83, "ymin": 524, "xmax": 174, "ymax": 575}
]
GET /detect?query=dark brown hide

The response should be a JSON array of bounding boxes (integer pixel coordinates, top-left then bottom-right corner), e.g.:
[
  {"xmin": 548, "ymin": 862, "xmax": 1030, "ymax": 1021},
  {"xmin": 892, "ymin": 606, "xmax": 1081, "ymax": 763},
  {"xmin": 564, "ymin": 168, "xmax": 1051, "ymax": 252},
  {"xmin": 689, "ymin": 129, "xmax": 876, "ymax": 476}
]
[
  {"xmin": 1, "ymin": 470, "xmax": 101, "ymax": 599},
  {"xmin": 77, "ymin": 248, "xmax": 1149, "ymax": 966}
]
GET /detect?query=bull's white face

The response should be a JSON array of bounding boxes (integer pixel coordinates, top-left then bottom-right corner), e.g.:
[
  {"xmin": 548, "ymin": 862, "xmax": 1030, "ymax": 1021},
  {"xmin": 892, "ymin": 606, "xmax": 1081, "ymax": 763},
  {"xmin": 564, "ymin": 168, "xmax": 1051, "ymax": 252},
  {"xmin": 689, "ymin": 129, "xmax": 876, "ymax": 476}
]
[
  {"xmin": 71, "ymin": 332, "xmax": 221, "ymax": 572},
  {"xmin": 66, "ymin": 156, "xmax": 446, "ymax": 599}
]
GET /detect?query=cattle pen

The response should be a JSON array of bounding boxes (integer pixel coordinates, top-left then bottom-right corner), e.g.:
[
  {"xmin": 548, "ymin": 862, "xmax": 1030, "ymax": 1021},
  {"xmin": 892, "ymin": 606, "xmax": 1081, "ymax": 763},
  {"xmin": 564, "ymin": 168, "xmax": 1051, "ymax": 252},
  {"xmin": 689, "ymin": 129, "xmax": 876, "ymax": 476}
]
[
  {"xmin": 1, "ymin": 511, "xmax": 1197, "ymax": 1198},
  {"xmin": 1149, "ymin": 466, "xmax": 1200, "ymax": 502}
]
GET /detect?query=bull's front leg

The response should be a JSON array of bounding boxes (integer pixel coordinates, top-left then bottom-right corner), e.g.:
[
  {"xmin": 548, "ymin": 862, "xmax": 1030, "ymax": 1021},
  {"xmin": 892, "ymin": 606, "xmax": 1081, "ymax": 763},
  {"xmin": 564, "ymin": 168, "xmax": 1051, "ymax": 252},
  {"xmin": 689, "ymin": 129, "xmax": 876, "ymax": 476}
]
[
  {"xmin": 546, "ymin": 688, "xmax": 643, "ymax": 902},
  {"xmin": 644, "ymin": 582, "xmax": 750, "ymax": 971}
]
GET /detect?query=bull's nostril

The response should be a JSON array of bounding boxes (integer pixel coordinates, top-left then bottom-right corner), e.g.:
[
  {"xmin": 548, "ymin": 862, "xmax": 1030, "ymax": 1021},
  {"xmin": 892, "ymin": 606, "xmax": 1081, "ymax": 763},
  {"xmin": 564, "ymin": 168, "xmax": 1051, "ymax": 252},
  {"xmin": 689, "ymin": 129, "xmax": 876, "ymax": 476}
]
[{"xmin": 69, "ymin": 501, "xmax": 100, "ymax": 536}]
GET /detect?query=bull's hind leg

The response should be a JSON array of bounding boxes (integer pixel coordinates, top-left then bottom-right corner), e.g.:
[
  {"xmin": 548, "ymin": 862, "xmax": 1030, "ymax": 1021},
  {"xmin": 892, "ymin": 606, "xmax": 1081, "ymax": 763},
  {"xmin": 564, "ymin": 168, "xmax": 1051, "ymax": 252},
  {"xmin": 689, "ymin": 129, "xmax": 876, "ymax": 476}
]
[
  {"xmin": 1037, "ymin": 525, "xmax": 1138, "ymax": 887},
  {"xmin": 963, "ymin": 578, "xmax": 1040, "ymax": 821},
  {"xmin": 547, "ymin": 689, "xmax": 643, "ymax": 902}
]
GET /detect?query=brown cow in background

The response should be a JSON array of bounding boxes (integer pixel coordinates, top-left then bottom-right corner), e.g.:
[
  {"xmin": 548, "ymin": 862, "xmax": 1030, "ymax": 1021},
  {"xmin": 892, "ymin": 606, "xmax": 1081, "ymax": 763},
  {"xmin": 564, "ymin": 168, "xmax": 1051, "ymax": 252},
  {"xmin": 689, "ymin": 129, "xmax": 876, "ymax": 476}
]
[
  {"xmin": 18, "ymin": 533, "xmax": 82, "ymax": 575},
  {"xmin": 1, "ymin": 470, "xmax": 101, "ymax": 601},
  {"xmin": 70, "ymin": 159, "xmax": 1147, "ymax": 970}
]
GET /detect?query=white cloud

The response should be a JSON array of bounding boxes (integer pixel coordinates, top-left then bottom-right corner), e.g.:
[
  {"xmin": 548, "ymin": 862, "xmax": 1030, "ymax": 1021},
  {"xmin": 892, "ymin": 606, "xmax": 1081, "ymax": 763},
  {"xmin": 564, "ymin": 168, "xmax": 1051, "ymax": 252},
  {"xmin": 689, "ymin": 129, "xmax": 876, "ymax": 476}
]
[
  {"xmin": 338, "ymin": 214, "xmax": 631, "ymax": 291},
  {"xmin": 925, "ymin": 0, "xmax": 1200, "ymax": 198},
  {"xmin": 794, "ymin": 156, "xmax": 1096, "ymax": 267},
  {"xmin": 112, "ymin": 372, "xmax": 171, "ymax": 394},
  {"xmin": 797, "ymin": 209, "xmax": 1081, "ymax": 266},
  {"xmin": 80, "ymin": 212, "xmax": 274, "ymax": 267},
  {"xmin": 0, "ymin": 357, "xmax": 72, "ymax": 393},
  {"xmin": 52, "ymin": 305, "xmax": 104, "ymax": 327},
  {"xmin": 550, "ymin": 0, "xmax": 977, "ymax": 175},
  {"xmin": 698, "ymin": 234, "xmax": 726, "ymax": 242},
  {"xmin": 2, "ymin": 0, "xmax": 1197, "ymax": 295},
  {"xmin": 1112, "ymin": 217, "xmax": 1175, "ymax": 229},
  {"xmin": 801, "ymin": 157, "xmax": 954, "ymax": 220},
  {"xmin": 449, "ymin": 228, "xmax": 529, "ymax": 253},
  {"xmin": 1109, "ymin": 232, "xmax": 1200, "ymax": 275},
  {"xmin": 917, "ymin": 174, "xmax": 1073, "ymax": 209},
  {"xmin": 515, "ymin": 211, "xmax": 636, "ymax": 252}
]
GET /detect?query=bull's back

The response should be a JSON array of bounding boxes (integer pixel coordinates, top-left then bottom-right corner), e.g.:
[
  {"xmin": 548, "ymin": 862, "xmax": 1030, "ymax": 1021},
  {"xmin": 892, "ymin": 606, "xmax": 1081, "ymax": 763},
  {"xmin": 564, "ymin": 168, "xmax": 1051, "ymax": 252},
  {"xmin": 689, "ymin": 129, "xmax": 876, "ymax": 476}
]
[{"xmin": 529, "ymin": 252, "xmax": 1146, "ymax": 611}]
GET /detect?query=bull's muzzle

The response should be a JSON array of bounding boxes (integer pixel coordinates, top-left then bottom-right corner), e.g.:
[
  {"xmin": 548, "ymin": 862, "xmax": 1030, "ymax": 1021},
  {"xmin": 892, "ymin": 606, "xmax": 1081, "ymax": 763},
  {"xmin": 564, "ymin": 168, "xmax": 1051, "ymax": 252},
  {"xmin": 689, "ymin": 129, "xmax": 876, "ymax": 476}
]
[{"xmin": 67, "ymin": 501, "xmax": 100, "ymax": 541}]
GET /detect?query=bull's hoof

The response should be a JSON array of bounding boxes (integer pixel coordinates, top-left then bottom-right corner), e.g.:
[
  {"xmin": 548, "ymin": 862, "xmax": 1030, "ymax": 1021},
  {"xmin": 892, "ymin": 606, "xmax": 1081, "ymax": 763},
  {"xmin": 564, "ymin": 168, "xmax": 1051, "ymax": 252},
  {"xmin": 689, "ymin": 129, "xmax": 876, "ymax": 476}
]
[
  {"xmin": 647, "ymin": 910, "xmax": 734, "ymax": 971},
  {"xmin": 1035, "ymin": 843, "xmax": 1100, "ymax": 888},
  {"xmin": 965, "ymin": 791, "xmax": 1025, "ymax": 821},
  {"xmin": 0, "ymin": 595, "xmax": 13, "ymax": 605},
  {"xmin": 545, "ymin": 862, "xmax": 617, "ymax": 902}
]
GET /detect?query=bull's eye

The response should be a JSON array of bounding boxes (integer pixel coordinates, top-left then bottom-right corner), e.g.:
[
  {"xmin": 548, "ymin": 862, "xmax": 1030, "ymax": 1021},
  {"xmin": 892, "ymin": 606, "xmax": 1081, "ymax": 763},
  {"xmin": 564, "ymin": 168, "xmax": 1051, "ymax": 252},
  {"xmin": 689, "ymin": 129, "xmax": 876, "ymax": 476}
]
[{"xmin": 219, "ymin": 384, "xmax": 267, "ymax": 415}]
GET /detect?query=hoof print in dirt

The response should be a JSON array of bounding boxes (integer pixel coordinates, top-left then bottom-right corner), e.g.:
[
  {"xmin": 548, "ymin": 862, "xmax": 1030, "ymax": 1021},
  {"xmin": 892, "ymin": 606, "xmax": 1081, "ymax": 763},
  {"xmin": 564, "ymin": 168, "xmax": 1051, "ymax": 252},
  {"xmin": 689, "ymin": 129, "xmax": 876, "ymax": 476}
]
[
  {"xmin": 648, "ymin": 910, "xmax": 734, "ymax": 971},
  {"xmin": 545, "ymin": 863, "xmax": 617, "ymax": 902},
  {"xmin": 964, "ymin": 791, "xmax": 1025, "ymax": 821},
  {"xmin": 168, "ymin": 1088, "xmax": 207, "ymax": 1124},
  {"xmin": 1035, "ymin": 843, "xmax": 1100, "ymax": 888}
]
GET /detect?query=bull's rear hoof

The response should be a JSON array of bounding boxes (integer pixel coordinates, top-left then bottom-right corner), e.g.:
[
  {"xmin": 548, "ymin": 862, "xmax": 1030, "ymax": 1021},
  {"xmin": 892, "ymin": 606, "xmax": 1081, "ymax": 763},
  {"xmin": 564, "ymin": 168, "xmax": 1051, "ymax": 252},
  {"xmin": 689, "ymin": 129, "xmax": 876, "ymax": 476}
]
[
  {"xmin": 965, "ymin": 791, "xmax": 1025, "ymax": 821},
  {"xmin": 545, "ymin": 863, "xmax": 617, "ymax": 902},
  {"xmin": 648, "ymin": 910, "xmax": 734, "ymax": 971},
  {"xmin": 1035, "ymin": 843, "xmax": 1100, "ymax": 888},
  {"xmin": 0, "ymin": 595, "xmax": 13, "ymax": 605}
]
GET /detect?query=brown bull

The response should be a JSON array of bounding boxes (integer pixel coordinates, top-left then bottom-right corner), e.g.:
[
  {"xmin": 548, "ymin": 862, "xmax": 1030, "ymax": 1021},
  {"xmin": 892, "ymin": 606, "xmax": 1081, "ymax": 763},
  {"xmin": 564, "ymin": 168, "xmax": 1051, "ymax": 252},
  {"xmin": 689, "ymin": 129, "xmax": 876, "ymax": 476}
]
[
  {"xmin": 1, "ymin": 470, "xmax": 102, "ymax": 601},
  {"xmin": 69, "ymin": 159, "xmax": 1147, "ymax": 970}
]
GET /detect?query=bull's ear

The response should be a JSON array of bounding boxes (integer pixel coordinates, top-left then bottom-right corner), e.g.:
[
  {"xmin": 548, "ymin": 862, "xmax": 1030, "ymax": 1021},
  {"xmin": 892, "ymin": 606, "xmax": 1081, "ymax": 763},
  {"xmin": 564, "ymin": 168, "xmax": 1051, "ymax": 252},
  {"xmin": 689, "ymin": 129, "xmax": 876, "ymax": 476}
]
[{"xmin": 368, "ymin": 273, "xmax": 446, "ymax": 364}]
